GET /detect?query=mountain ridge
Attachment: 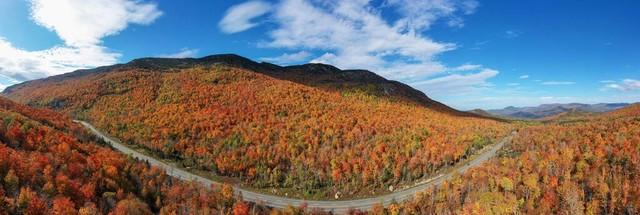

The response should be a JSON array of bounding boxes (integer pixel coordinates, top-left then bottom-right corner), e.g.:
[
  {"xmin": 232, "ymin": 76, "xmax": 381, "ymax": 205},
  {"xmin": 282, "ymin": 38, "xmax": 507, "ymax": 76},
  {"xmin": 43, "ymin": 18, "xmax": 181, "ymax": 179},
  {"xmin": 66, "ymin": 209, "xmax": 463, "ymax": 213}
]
[
  {"xmin": 4, "ymin": 53, "xmax": 495, "ymax": 120},
  {"xmin": 486, "ymin": 102, "xmax": 631, "ymax": 119}
]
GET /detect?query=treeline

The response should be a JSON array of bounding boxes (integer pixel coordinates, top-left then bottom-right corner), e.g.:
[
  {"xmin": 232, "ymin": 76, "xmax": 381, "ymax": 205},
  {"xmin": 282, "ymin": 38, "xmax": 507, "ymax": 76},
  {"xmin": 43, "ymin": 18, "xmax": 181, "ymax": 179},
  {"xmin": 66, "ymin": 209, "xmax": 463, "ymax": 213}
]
[{"xmin": 7, "ymin": 66, "xmax": 509, "ymax": 197}]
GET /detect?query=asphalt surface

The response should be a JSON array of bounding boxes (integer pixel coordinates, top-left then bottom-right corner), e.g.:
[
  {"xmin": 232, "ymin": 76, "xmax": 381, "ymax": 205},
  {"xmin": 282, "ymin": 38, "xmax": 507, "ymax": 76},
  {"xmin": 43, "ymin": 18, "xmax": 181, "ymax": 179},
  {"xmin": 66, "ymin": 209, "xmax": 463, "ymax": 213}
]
[{"xmin": 77, "ymin": 120, "xmax": 514, "ymax": 214}]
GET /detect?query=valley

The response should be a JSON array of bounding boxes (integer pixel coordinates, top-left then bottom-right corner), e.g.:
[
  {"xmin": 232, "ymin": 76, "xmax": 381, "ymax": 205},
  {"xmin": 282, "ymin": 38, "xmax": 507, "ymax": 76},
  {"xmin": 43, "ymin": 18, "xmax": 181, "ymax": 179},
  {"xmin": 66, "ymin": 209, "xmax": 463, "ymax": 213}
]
[
  {"xmin": 76, "ymin": 119, "xmax": 515, "ymax": 213},
  {"xmin": 4, "ymin": 55, "xmax": 510, "ymax": 200}
]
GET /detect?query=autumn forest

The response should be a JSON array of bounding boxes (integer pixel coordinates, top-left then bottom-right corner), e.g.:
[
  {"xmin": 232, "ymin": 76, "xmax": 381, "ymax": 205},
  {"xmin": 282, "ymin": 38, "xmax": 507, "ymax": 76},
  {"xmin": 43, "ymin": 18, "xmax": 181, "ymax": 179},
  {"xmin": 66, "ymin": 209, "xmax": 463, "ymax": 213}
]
[{"xmin": 1, "ymin": 56, "xmax": 639, "ymax": 214}]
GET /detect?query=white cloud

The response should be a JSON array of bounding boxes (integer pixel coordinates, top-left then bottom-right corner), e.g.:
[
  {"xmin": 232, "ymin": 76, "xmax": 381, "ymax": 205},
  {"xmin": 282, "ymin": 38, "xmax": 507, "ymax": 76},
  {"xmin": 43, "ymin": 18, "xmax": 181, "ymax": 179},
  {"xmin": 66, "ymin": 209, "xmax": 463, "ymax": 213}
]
[
  {"xmin": 387, "ymin": 0, "xmax": 478, "ymax": 31},
  {"xmin": 600, "ymin": 80, "xmax": 615, "ymax": 83},
  {"xmin": 447, "ymin": 17, "xmax": 465, "ymax": 28},
  {"xmin": 0, "ymin": 0, "xmax": 161, "ymax": 82},
  {"xmin": 223, "ymin": 0, "xmax": 495, "ymax": 100},
  {"xmin": 0, "ymin": 74, "xmax": 21, "ymax": 90},
  {"xmin": 260, "ymin": 0, "xmax": 477, "ymax": 81},
  {"xmin": 412, "ymin": 68, "xmax": 499, "ymax": 95},
  {"xmin": 219, "ymin": 1, "xmax": 272, "ymax": 34},
  {"xmin": 259, "ymin": 51, "xmax": 311, "ymax": 64},
  {"xmin": 519, "ymin": 75, "xmax": 529, "ymax": 79},
  {"xmin": 542, "ymin": 81, "xmax": 575, "ymax": 85},
  {"xmin": 0, "ymin": 38, "xmax": 119, "ymax": 81},
  {"xmin": 30, "ymin": 0, "xmax": 162, "ymax": 47},
  {"xmin": 604, "ymin": 79, "xmax": 640, "ymax": 91},
  {"xmin": 157, "ymin": 48, "xmax": 199, "ymax": 58}
]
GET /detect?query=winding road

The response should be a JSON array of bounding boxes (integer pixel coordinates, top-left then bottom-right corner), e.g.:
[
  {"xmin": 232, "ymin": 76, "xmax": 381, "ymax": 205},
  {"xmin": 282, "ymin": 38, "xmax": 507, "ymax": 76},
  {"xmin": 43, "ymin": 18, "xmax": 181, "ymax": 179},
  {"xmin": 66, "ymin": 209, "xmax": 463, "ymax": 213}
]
[{"xmin": 76, "ymin": 120, "xmax": 514, "ymax": 214}]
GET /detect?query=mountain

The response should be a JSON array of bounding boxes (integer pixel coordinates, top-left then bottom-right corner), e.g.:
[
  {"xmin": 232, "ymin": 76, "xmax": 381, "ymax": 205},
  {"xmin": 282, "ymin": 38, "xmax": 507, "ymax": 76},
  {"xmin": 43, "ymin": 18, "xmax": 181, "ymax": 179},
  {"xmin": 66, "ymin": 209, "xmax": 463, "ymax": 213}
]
[
  {"xmin": 0, "ymin": 96, "xmax": 254, "ymax": 214},
  {"xmin": 486, "ymin": 103, "xmax": 631, "ymax": 119},
  {"xmin": 4, "ymin": 54, "xmax": 479, "ymax": 118},
  {"xmin": 539, "ymin": 108, "xmax": 597, "ymax": 122},
  {"xmin": 3, "ymin": 54, "xmax": 509, "ymax": 199}
]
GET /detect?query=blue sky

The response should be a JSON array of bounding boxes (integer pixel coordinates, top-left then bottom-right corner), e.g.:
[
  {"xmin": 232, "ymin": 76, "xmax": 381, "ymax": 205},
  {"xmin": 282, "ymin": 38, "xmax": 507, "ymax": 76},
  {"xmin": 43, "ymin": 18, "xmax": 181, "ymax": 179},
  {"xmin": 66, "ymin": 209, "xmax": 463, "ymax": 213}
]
[{"xmin": 1, "ymin": 0, "xmax": 639, "ymax": 110}]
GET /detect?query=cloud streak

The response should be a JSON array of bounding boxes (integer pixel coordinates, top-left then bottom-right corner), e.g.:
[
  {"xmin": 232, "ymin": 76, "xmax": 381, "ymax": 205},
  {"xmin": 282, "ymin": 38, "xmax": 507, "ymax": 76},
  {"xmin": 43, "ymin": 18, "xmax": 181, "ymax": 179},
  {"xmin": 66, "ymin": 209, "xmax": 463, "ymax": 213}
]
[
  {"xmin": 259, "ymin": 51, "xmax": 310, "ymax": 64},
  {"xmin": 219, "ymin": 1, "xmax": 272, "ymax": 34},
  {"xmin": 505, "ymin": 30, "xmax": 522, "ymax": 38},
  {"xmin": 412, "ymin": 68, "xmax": 499, "ymax": 95},
  {"xmin": 604, "ymin": 79, "xmax": 640, "ymax": 91},
  {"xmin": 157, "ymin": 48, "xmax": 199, "ymax": 58}
]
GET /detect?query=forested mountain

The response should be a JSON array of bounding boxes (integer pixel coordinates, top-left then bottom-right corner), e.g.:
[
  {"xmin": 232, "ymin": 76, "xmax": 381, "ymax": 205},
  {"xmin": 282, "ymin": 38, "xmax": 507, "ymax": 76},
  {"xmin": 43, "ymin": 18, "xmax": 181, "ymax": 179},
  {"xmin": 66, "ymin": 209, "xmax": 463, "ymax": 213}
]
[
  {"xmin": 4, "ymin": 54, "xmax": 489, "ymax": 119},
  {"xmin": 0, "ymin": 97, "xmax": 263, "ymax": 214},
  {"xmin": 3, "ymin": 54, "xmax": 509, "ymax": 199}
]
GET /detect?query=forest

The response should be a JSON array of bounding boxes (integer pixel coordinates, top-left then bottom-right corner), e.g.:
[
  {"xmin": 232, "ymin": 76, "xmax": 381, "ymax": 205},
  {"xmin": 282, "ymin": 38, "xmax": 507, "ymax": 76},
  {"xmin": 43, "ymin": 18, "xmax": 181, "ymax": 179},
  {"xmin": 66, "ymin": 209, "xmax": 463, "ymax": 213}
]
[
  {"xmin": 0, "ymin": 97, "xmax": 271, "ymax": 214},
  {"xmin": 6, "ymin": 65, "xmax": 510, "ymax": 198},
  {"xmin": 390, "ymin": 105, "xmax": 640, "ymax": 214}
]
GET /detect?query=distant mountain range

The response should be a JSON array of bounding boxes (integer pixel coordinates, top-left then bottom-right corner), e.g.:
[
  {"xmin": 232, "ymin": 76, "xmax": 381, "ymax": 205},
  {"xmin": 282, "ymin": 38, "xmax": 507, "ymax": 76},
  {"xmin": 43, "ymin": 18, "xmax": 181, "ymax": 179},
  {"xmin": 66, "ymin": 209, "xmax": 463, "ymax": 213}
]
[{"xmin": 485, "ymin": 103, "xmax": 632, "ymax": 119}]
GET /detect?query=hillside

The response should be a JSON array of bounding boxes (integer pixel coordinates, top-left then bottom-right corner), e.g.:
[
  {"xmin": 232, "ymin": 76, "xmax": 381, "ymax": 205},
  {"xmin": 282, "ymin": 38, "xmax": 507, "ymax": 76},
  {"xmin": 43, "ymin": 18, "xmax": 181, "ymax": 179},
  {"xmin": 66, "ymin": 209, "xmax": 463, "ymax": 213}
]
[
  {"xmin": 467, "ymin": 109, "xmax": 502, "ymax": 119},
  {"xmin": 3, "ymin": 54, "xmax": 509, "ymax": 199},
  {"xmin": 487, "ymin": 103, "xmax": 630, "ymax": 119},
  {"xmin": 0, "ymin": 97, "xmax": 260, "ymax": 214},
  {"xmin": 606, "ymin": 103, "xmax": 640, "ymax": 117},
  {"xmin": 394, "ymin": 101, "xmax": 640, "ymax": 214},
  {"xmin": 4, "ymin": 54, "xmax": 483, "ymax": 119}
]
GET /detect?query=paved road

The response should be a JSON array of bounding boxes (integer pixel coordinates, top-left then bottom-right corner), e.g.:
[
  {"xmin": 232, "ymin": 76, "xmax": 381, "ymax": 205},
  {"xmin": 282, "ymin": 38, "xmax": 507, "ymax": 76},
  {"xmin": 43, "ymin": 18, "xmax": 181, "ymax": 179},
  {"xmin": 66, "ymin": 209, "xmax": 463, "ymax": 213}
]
[{"xmin": 77, "ymin": 120, "xmax": 514, "ymax": 214}]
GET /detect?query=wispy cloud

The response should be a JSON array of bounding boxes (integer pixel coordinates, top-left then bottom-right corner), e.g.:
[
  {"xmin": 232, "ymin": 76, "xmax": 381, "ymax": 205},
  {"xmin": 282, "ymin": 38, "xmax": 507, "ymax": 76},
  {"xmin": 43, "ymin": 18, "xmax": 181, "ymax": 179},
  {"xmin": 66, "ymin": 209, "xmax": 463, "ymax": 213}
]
[
  {"xmin": 259, "ymin": 51, "xmax": 311, "ymax": 64},
  {"xmin": 0, "ymin": 0, "xmax": 162, "ymax": 82},
  {"xmin": 519, "ymin": 75, "xmax": 529, "ymax": 79},
  {"xmin": 604, "ymin": 79, "xmax": 640, "ymax": 91},
  {"xmin": 157, "ymin": 48, "xmax": 199, "ymax": 58},
  {"xmin": 470, "ymin": 40, "xmax": 489, "ymax": 50},
  {"xmin": 451, "ymin": 63, "xmax": 482, "ymax": 71},
  {"xmin": 219, "ymin": 1, "xmax": 272, "ymax": 34},
  {"xmin": 386, "ymin": 0, "xmax": 478, "ymax": 31},
  {"xmin": 505, "ymin": 30, "xmax": 522, "ymax": 38},
  {"xmin": 542, "ymin": 81, "xmax": 575, "ymax": 85},
  {"xmin": 412, "ymin": 68, "xmax": 499, "ymax": 95}
]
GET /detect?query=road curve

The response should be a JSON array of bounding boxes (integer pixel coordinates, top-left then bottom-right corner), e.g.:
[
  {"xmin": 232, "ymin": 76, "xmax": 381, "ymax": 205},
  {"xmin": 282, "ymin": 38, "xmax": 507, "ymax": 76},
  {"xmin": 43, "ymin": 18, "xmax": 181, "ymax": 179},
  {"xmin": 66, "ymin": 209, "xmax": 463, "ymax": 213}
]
[{"xmin": 76, "ymin": 120, "xmax": 514, "ymax": 214}]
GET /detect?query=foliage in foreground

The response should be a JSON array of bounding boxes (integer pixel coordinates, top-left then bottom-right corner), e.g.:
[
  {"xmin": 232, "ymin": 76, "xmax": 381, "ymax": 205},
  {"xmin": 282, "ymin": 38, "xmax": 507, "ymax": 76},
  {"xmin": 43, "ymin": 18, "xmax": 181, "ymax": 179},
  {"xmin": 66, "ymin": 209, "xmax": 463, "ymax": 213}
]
[
  {"xmin": 395, "ymin": 106, "xmax": 640, "ymax": 214},
  {"xmin": 0, "ymin": 97, "xmax": 266, "ymax": 214}
]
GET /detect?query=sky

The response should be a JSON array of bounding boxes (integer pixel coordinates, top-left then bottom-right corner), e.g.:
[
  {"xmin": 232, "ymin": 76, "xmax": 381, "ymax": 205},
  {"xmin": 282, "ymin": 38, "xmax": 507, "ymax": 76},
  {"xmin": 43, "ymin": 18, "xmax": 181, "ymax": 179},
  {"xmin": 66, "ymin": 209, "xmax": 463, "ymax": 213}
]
[{"xmin": 0, "ymin": 0, "xmax": 639, "ymax": 110}]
